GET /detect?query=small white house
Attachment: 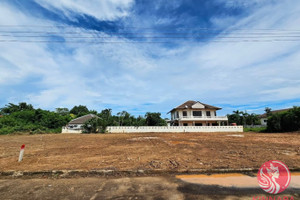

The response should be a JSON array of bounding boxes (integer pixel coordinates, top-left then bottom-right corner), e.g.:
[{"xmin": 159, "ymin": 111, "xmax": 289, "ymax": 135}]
[
  {"xmin": 62, "ymin": 114, "xmax": 98, "ymax": 133},
  {"xmin": 168, "ymin": 100, "xmax": 228, "ymax": 126}
]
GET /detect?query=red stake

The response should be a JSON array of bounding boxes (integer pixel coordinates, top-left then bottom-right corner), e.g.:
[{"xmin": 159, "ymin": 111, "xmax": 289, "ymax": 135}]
[{"xmin": 18, "ymin": 144, "xmax": 25, "ymax": 162}]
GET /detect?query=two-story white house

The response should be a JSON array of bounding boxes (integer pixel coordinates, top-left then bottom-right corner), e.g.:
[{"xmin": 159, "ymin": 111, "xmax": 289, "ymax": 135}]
[{"xmin": 168, "ymin": 100, "xmax": 228, "ymax": 126}]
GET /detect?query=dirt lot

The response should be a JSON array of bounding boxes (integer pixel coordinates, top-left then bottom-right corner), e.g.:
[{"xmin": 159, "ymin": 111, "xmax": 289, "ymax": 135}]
[
  {"xmin": 1, "ymin": 176, "xmax": 299, "ymax": 200},
  {"xmin": 0, "ymin": 132, "xmax": 299, "ymax": 172}
]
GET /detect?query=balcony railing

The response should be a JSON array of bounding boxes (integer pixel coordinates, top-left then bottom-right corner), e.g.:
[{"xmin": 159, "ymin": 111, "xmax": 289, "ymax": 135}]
[{"xmin": 174, "ymin": 116, "xmax": 228, "ymax": 120}]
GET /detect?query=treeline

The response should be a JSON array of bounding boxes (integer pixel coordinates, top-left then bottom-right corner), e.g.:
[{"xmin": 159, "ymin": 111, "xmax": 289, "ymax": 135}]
[
  {"xmin": 0, "ymin": 103, "xmax": 166, "ymax": 135},
  {"xmin": 227, "ymin": 107, "xmax": 300, "ymax": 132},
  {"xmin": 266, "ymin": 106, "xmax": 300, "ymax": 132},
  {"xmin": 227, "ymin": 110, "xmax": 261, "ymax": 126},
  {"xmin": 0, "ymin": 103, "xmax": 71, "ymax": 134},
  {"xmin": 81, "ymin": 110, "xmax": 167, "ymax": 133}
]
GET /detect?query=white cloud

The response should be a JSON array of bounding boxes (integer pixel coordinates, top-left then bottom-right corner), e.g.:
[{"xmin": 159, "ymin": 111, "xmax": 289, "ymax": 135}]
[
  {"xmin": 34, "ymin": 0, "xmax": 134, "ymax": 20},
  {"xmin": 172, "ymin": 0, "xmax": 300, "ymax": 106},
  {"xmin": 0, "ymin": 0, "xmax": 300, "ymax": 116},
  {"xmin": 216, "ymin": 0, "xmax": 270, "ymax": 9}
]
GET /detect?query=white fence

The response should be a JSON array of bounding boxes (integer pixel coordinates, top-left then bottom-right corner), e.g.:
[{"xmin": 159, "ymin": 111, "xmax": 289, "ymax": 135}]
[
  {"xmin": 106, "ymin": 126, "xmax": 243, "ymax": 133},
  {"xmin": 61, "ymin": 127, "xmax": 82, "ymax": 134}
]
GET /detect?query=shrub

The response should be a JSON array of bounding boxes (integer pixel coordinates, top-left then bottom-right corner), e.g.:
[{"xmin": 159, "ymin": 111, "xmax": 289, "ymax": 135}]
[
  {"xmin": 267, "ymin": 106, "xmax": 300, "ymax": 132},
  {"xmin": 82, "ymin": 117, "xmax": 101, "ymax": 133}
]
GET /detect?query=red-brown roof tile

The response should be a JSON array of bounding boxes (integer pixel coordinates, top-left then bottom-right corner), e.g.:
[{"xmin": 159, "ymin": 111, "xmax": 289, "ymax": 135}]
[{"xmin": 169, "ymin": 100, "xmax": 221, "ymax": 113}]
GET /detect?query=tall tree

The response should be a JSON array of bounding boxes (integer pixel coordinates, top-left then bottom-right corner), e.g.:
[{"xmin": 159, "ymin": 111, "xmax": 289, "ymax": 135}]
[
  {"xmin": 70, "ymin": 105, "xmax": 89, "ymax": 117},
  {"xmin": 228, "ymin": 110, "xmax": 260, "ymax": 126},
  {"xmin": 145, "ymin": 112, "xmax": 166, "ymax": 126},
  {"xmin": 265, "ymin": 107, "xmax": 272, "ymax": 117},
  {"xmin": 0, "ymin": 102, "xmax": 33, "ymax": 114}
]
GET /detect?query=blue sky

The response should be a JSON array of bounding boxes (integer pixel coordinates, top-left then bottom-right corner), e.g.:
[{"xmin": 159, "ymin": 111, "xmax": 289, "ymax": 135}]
[{"xmin": 0, "ymin": 0, "xmax": 300, "ymax": 118}]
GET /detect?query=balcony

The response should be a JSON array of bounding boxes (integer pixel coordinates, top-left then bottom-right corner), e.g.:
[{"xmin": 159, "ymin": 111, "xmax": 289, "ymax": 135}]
[{"xmin": 174, "ymin": 116, "xmax": 228, "ymax": 121}]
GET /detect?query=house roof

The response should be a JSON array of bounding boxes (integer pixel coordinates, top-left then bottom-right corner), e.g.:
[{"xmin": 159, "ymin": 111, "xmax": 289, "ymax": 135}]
[
  {"xmin": 259, "ymin": 108, "xmax": 291, "ymax": 118},
  {"xmin": 168, "ymin": 100, "xmax": 222, "ymax": 113},
  {"xmin": 68, "ymin": 114, "xmax": 99, "ymax": 124}
]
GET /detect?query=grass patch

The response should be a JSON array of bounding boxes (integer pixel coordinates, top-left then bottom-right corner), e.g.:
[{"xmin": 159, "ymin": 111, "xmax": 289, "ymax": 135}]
[{"xmin": 244, "ymin": 127, "xmax": 267, "ymax": 132}]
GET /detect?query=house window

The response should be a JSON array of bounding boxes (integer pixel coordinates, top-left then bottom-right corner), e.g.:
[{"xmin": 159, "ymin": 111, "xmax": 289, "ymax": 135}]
[
  {"xmin": 176, "ymin": 111, "xmax": 179, "ymax": 118},
  {"xmin": 206, "ymin": 111, "xmax": 211, "ymax": 117},
  {"xmin": 195, "ymin": 123, "xmax": 203, "ymax": 126},
  {"xmin": 214, "ymin": 111, "xmax": 217, "ymax": 116},
  {"xmin": 193, "ymin": 111, "xmax": 202, "ymax": 116},
  {"xmin": 183, "ymin": 123, "xmax": 188, "ymax": 126},
  {"xmin": 183, "ymin": 111, "xmax": 187, "ymax": 117},
  {"xmin": 206, "ymin": 123, "xmax": 210, "ymax": 126}
]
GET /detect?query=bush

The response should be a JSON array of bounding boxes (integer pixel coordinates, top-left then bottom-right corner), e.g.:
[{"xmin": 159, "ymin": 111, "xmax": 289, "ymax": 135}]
[
  {"xmin": 267, "ymin": 106, "xmax": 300, "ymax": 132},
  {"xmin": 0, "ymin": 127, "xmax": 16, "ymax": 135},
  {"xmin": 82, "ymin": 117, "xmax": 102, "ymax": 133}
]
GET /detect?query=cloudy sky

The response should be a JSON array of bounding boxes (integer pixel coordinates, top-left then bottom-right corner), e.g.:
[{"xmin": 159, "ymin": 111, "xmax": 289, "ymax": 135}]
[{"xmin": 0, "ymin": 0, "xmax": 300, "ymax": 117}]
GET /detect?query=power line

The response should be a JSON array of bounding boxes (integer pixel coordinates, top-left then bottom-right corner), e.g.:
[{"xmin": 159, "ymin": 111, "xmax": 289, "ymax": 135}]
[
  {"xmin": 1, "ymin": 30, "xmax": 300, "ymax": 35},
  {"xmin": 1, "ymin": 32, "xmax": 300, "ymax": 36},
  {"xmin": 0, "ymin": 39, "xmax": 299, "ymax": 43},
  {"xmin": 1, "ymin": 25, "xmax": 300, "ymax": 43},
  {"xmin": 1, "ymin": 35, "xmax": 300, "ymax": 39},
  {"xmin": 1, "ymin": 24, "xmax": 300, "ymax": 32}
]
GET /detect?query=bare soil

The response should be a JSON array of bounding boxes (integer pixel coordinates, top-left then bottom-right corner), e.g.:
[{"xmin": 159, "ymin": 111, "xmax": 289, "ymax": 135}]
[
  {"xmin": 0, "ymin": 132, "xmax": 299, "ymax": 172},
  {"xmin": 1, "ymin": 176, "xmax": 299, "ymax": 200}
]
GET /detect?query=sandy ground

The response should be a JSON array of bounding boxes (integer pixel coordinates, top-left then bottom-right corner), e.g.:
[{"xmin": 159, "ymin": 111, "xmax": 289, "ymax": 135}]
[{"xmin": 0, "ymin": 132, "xmax": 299, "ymax": 172}]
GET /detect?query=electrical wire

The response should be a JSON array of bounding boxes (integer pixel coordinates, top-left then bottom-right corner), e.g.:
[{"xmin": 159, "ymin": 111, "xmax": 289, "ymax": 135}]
[{"xmin": 0, "ymin": 25, "xmax": 300, "ymax": 44}]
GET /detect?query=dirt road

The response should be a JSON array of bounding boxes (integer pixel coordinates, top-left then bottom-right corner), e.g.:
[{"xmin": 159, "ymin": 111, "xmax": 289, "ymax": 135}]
[
  {"xmin": 0, "ymin": 132, "xmax": 299, "ymax": 172},
  {"xmin": 1, "ymin": 174, "xmax": 299, "ymax": 200}
]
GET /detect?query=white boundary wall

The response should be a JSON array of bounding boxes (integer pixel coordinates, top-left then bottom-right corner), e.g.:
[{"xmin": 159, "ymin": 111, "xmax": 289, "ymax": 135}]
[
  {"xmin": 106, "ymin": 126, "xmax": 243, "ymax": 133},
  {"xmin": 62, "ymin": 127, "xmax": 82, "ymax": 134}
]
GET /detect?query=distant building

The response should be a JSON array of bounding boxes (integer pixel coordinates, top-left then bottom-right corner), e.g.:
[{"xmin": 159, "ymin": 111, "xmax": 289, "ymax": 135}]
[
  {"xmin": 62, "ymin": 114, "xmax": 99, "ymax": 133},
  {"xmin": 259, "ymin": 108, "xmax": 291, "ymax": 126},
  {"xmin": 168, "ymin": 100, "xmax": 228, "ymax": 126}
]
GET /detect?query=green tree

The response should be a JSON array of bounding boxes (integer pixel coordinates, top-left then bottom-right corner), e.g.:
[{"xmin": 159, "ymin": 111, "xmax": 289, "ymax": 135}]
[
  {"xmin": 0, "ymin": 103, "xmax": 72, "ymax": 135},
  {"xmin": 133, "ymin": 116, "xmax": 146, "ymax": 126},
  {"xmin": 97, "ymin": 108, "xmax": 118, "ymax": 129},
  {"xmin": 70, "ymin": 105, "xmax": 89, "ymax": 117},
  {"xmin": 117, "ymin": 111, "xmax": 126, "ymax": 126},
  {"xmin": 0, "ymin": 102, "xmax": 33, "ymax": 114},
  {"xmin": 89, "ymin": 110, "xmax": 98, "ymax": 115},
  {"xmin": 228, "ymin": 110, "xmax": 243, "ymax": 125},
  {"xmin": 145, "ymin": 112, "xmax": 167, "ymax": 126},
  {"xmin": 265, "ymin": 107, "xmax": 272, "ymax": 117},
  {"xmin": 267, "ymin": 113, "xmax": 281, "ymax": 132},
  {"xmin": 82, "ymin": 117, "xmax": 101, "ymax": 133},
  {"xmin": 55, "ymin": 108, "xmax": 69, "ymax": 116},
  {"xmin": 117, "ymin": 111, "xmax": 134, "ymax": 126},
  {"xmin": 228, "ymin": 110, "xmax": 260, "ymax": 126},
  {"xmin": 267, "ymin": 106, "xmax": 300, "ymax": 132},
  {"xmin": 247, "ymin": 113, "xmax": 260, "ymax": 126}
]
